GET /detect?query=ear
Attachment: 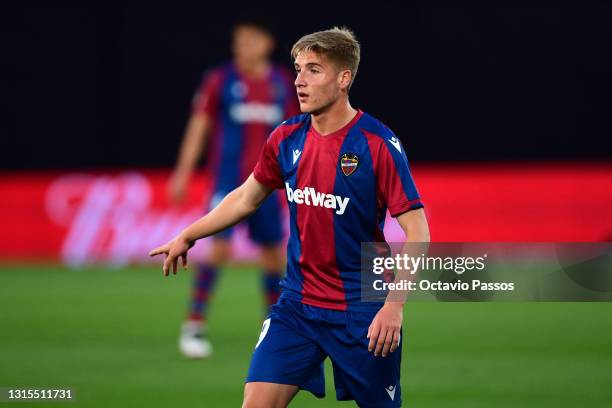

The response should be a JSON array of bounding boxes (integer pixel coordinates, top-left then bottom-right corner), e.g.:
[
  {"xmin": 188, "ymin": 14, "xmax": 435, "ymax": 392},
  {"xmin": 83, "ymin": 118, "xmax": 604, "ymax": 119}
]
[{"xmin": 338, "ymin": 70, "xmax": 352, "ymax": 91}]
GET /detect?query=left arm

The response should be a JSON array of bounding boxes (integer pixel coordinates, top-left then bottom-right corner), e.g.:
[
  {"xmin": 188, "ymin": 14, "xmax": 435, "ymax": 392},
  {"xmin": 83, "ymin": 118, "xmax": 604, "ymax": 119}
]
[{"xmin": 367, "ymin": 208, "xmax": 430, "ymax": 357}]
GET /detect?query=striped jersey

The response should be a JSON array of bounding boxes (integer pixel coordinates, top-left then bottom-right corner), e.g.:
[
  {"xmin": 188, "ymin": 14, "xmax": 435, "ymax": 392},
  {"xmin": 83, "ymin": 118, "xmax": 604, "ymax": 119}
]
[{"xmin": 253, "ymin": 110, "xmax": 424, "ymax": 311}]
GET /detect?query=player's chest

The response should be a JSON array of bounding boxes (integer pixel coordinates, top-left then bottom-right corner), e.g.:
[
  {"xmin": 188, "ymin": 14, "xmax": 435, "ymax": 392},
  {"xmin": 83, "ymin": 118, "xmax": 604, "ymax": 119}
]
[
  {"xmin": 221, "ymin": 79, "xmax": 286, "ymax": 124},
  {"xmin": 221, "ymin": 79, "xmax": 285, "ymax": 103},
  {"xmin": 281, "ymin": 135, "xmax": 375, "ymax": 189}
]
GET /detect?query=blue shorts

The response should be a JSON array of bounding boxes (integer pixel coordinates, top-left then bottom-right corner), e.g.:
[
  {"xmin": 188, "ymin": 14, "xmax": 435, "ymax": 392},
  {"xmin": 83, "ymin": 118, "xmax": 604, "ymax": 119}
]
[
  {"xmin": 207, "ymin": 190, "xmax": 283, "ymax": 245},
  {"xmin": 246, "ymin": 298, "xmax": 402, "ymax": 407}
]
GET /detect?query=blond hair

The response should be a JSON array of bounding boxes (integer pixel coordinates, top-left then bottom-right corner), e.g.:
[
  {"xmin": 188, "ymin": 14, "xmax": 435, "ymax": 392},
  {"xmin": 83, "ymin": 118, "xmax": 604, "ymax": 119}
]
[{"xmin": 291, "ymin": 27, "xmax": 361, "ymax": 90}]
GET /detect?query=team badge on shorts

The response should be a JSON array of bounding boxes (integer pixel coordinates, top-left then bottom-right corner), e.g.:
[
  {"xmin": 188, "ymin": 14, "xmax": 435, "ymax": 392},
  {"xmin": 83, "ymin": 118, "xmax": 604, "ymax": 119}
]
[{"xmin": 340, "ymin": 153, "xmax": 359, "ymax": 176}]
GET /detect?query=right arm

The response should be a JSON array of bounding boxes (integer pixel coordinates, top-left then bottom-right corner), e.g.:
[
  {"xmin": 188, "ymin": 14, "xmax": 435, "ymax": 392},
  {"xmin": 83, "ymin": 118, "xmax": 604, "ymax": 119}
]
[
  {"xmin": 169, "ymin": 68, "xmax": 222, "ymax": 203},
  {"xmin": 168, "ymin": 113, "xmax": 211, "ymax": 203},
  {"xmin": 150, "ymin": 174, "xmax": 274, "ymax": 276}
]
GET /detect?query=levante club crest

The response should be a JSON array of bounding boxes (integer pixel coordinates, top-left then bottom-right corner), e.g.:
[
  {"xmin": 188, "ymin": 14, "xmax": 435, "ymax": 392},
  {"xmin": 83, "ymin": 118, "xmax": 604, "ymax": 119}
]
[{"xmin": 340, "ymin": 153, "xmax": 359, "ymax": 176}]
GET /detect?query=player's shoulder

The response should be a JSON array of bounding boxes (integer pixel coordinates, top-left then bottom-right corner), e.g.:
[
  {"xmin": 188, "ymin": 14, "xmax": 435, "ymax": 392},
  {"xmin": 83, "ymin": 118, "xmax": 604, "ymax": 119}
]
[
  {"xmin": 281, "ymin": 113, "xmax": 310, "ymax": 127},
  {"xmin": 357, "ymin": 111, "xmax": 398, "ymax": 142},
  {"xmin": 200, "ymin": 63, "xmax": 232, "ymax": 84},
  {"xmin": 269, "ymin": 113, "xmax": 309, "ymax": 142}
]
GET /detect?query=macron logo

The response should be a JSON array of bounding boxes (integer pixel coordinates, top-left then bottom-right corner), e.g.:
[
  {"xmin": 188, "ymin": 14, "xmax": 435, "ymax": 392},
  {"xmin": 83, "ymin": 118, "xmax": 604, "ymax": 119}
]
[
  {"xmin": 292, "ymin": 149, "xmax": 301, "ymax": 164},
  {"xmin": 389, "ymin": 136, "xmax": 402, "ymax": 153},
  {"xmin": 385, "ymin": 385, "xmax": 396, "ymax": 401},
  {"xmin": 285, "ymin": 183, "xmax": 350, "ymax": 215}
]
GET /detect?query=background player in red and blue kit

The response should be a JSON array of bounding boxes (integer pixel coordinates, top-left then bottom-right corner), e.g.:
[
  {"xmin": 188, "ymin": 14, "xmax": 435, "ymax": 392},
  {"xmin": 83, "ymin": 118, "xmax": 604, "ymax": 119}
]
[
  {"xmin": 168, "ymin": 20, "xmax": 298, "ymax": 358},
  {"xmin": 152, "ymin": 27, "xmax": 429, "ymax": 406}
]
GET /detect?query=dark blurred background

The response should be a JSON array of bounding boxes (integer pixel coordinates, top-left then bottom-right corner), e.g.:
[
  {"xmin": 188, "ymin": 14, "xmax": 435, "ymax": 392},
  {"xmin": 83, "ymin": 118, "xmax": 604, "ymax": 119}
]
[
  {"xmin": 3, "ymin": 1, "xmax": 611, "ymax": 169},
  {"xmin": 1, "ymin": 5, "xmax": 612, "ymax": 407}
]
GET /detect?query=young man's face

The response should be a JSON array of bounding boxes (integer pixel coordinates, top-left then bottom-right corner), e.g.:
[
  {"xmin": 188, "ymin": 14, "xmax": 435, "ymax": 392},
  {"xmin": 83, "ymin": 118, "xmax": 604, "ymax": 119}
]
[
  {"xmin": 294, "ymin": 50, "xmax": 347, "ymax": 114},
  {"xmin": 232, "ymin": 25, "xmax": 274, "ymax": 63}
]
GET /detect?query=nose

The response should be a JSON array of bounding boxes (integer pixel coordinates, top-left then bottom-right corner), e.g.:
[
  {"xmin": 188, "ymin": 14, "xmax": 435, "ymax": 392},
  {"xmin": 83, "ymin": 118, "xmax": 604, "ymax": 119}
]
[{"xmin": 294, "ymin": 71, "xmax": 306, "ymax": 88}]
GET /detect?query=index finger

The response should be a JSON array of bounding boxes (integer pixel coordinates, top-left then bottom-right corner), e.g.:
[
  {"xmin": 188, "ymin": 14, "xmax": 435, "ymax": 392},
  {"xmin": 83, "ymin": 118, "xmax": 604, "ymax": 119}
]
[{"xmin": 149, "ymin": 245, "xmax": 169, "ymax": 257}]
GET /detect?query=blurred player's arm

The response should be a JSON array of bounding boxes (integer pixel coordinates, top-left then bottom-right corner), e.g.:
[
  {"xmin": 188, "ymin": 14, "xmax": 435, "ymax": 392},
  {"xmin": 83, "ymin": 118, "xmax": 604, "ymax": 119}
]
[
  {"xmin": 150, "ymin": 174, "xmax": 273, "ymax": 276},
  {"xmin": 168, "ymin": 112, "xmax": 212, "ymax": 203},
  {"xmin": 169, "ymin": 68, "xmax": 222, "ymax": 203}
]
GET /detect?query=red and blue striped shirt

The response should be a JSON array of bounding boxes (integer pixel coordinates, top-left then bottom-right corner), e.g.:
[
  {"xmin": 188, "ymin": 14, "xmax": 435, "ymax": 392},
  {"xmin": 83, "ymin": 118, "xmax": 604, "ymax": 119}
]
[{"xmin": 254, "ymin": 110, "xmax": 424, "ymax": 311}]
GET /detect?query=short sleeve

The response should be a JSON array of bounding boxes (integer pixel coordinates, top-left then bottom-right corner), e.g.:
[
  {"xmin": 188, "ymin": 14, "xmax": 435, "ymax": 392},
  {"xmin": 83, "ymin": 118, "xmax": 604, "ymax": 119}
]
[
  {"xmin": 377, "ymin": 135, "xmax": 424, "ymax": 217},
  {"xmin": 191, "ymin": 69, "xmax": 223, "ymax": 117},
  {"xmin": 253, "ymin": 128, "xmax": 284, "ymax": 190}
]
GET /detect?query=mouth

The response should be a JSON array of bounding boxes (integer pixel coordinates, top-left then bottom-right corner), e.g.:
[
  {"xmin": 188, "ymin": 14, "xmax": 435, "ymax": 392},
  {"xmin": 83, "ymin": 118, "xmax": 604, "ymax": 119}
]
[{"xmin": 297, "ymin": 92, "xmax": 309, "ymax": 101}]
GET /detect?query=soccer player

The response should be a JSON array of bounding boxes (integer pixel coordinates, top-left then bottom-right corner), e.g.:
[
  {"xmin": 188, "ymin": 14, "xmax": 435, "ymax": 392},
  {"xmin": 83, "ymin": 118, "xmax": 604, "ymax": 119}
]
[
  {"xmin": 168, "ymin": 20, "xmax": 298, "ymax": 358},
  {"xmin": 151, "ymin": 27, "xmax": 429, "ymax": 407}
]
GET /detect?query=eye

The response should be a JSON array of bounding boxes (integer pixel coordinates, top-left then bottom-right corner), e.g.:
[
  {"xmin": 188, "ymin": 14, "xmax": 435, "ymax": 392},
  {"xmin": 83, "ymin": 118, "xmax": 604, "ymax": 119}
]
[{"xmin": 310, "ymin": 68, "xmax": 319, "ymax": 74}]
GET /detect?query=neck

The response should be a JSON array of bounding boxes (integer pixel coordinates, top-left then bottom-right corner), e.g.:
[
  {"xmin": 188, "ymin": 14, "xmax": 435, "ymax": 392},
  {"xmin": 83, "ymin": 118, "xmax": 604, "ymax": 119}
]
[
  {"xmin": 235, "ymin": 57, "xmax": 270, "ymax": 80},
  {"xmin": 310, "ymin": 97, "xmax": 357, "ymax": 136}
]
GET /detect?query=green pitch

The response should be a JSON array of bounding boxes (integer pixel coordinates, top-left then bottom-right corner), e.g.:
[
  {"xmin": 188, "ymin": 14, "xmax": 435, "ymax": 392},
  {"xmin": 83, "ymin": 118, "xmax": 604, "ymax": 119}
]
[{"xmin": 1, "ymin": 265, "xmax": 611, "ymax": 407}]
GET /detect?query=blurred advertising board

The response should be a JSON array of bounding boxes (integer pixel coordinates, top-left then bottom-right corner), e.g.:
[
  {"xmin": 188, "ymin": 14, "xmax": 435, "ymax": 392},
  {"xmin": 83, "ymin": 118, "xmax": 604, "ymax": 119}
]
[{"xmin": 0, "ymin": 163, "xmax": 610, "ymax": 266}]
